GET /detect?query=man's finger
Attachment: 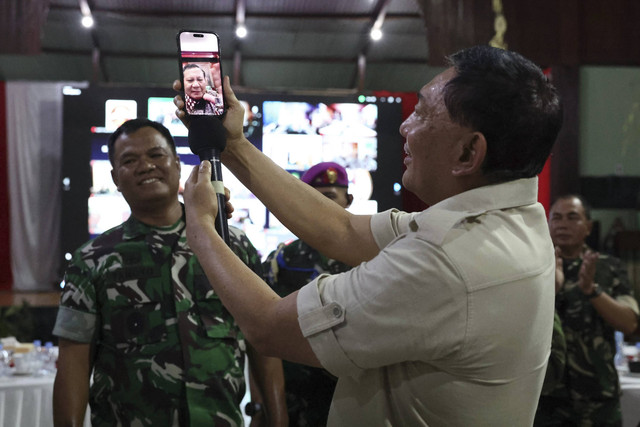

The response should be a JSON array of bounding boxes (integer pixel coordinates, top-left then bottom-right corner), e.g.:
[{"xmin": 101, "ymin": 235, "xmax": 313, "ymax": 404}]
[
  {"xmin": 198, "ymin": 160, "xmax": 212, "ymax": 182},
  {"xmin": 187, "ymin": 162, "xmax": 200, "ymax": 185},
  {"xmin": 223, "ymin": 75, "xmax": 239, "ymax": 104}
]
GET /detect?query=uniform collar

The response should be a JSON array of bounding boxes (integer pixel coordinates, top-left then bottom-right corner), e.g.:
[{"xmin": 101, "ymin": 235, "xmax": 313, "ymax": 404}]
[
  {"xmin": 122, "ymin": 204, "xmax": 186, "ymax": 240},
  {"xmin": 411, "ymin": 177, "xmax": 540, "ymax": 244}
]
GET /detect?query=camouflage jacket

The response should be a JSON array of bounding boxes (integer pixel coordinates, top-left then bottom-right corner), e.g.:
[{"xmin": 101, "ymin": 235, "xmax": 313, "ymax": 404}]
[
  {"xmin": 263, "ymin": 239, "xmax": 352, "ymax": 295},
  {"xmin": 54, "ymin": 212, "xmax": 263, "ymax": 426},
  {"xmin": 262, "ymin": 239, "xmax": 351, "ymax": 427},
  {"xmin": 549, "ymin": 250, "xmax": 639, "ymax": 400}
]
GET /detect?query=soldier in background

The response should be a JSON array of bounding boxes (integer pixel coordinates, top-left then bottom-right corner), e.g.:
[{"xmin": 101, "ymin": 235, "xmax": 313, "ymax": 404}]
[
  {"xmin": 535, "ymin": 194, "xmax": 639, "ymax": 426},
  {"xmin": 52, "ymin": 118, "xmax": 287, "ymax": 426},
  {"xmin": 263, "ymin": 162, "xmax": 353, "ymax": 426}
]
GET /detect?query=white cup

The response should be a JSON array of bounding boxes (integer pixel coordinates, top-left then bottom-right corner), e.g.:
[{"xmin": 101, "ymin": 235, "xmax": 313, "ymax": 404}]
[{"xmin": 13, "ymin": 352, "xmax": 41, "ymax": 375}]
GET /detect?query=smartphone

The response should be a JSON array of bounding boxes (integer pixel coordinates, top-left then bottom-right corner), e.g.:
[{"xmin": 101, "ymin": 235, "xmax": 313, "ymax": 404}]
[{"xmin": 177, "ymin": 30, "xmax": 225, "ymax": 116}]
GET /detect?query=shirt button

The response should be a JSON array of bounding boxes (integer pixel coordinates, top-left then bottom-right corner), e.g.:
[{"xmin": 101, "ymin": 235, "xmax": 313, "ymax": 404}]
[{"xmin": 332, "ymin": 306, "xmax": 342, "ymax": 318}]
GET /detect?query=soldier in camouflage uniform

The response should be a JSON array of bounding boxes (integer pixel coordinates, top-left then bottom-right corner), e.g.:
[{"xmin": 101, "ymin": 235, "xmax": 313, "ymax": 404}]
[
  {"xmin": 263, "ymin": 162, "xmax": 353, "ymax": 427},
  {"xmin": 53, "ymin": 118, "xmax": 287, "ymax": 426},
  {"xmin": 535, "ymin": 195, "xmax": 639, "ymax": 427}
]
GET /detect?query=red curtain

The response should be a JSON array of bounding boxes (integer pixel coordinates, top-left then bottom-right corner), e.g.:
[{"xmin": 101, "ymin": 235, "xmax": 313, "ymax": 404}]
[{"xmin": 0, "ymin": 81, "xmax": 12, "ymax": 290}]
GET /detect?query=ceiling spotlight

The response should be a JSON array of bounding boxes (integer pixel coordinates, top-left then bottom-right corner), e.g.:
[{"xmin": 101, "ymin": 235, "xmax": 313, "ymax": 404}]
[
  {"xmin": 370, "ymin": 28, "xmax": 382, "ymax": 41},
  {"xmin": 81, "ymin": 15, "xmax": 94, "ymax": 28},
  {"xmin": 236, "ymin": 25, "xmax": 247, "ymax": 38}
]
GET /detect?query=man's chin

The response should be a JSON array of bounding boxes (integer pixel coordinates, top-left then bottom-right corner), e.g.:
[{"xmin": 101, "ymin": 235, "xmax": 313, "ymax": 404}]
[
  {"xmin": 553, "ymin": 236, "xmax": 573, "ymax": 244},
  {"xmin": 124, "ymin": 190, "xmax": 173, "ymax": 205}
]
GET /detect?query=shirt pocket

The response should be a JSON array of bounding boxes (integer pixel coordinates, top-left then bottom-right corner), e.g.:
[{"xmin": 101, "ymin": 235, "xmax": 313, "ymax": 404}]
[
  {"xmin": 109, "ymin": 301, "xmax": 168, "ymax": 348},
  {"xmin": 196, "ymin": 292, "xmax": 246, "ymax": 351}
]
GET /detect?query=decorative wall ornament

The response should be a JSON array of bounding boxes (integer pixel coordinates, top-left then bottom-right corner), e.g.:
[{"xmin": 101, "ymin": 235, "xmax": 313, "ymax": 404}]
[{"xmin": 489, "ymin": 0, "xmax": 508, "ymax": 50}]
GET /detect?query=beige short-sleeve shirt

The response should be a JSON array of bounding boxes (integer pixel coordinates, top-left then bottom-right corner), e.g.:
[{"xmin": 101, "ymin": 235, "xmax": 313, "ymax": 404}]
[{"xmin": 297, "ymin": 177, "xmax": 556, "ymax": 426}]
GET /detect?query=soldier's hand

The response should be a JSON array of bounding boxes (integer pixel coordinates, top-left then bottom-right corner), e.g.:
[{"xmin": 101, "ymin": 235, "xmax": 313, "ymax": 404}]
[{"xmin": 578, "ymin": 250, "xmax": 599, "ymax": 295}]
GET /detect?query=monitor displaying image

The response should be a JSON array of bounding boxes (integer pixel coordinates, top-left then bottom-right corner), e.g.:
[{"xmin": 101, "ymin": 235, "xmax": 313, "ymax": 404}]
[
  {"xmin": 61, "ymin": 86, "xmax": 403, "ymax": 264},
  {"xmin": 262, "ymin": 101, "xmax": 378, "ymax": 172},
  {"xmin": 148, "ymin": 97, "xmax": 188, "ymax": 137}
]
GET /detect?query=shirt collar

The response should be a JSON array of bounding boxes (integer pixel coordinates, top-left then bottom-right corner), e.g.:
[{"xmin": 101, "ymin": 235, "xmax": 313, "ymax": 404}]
[{"xmin": 411, "ymin": 177, "xmax": 540, "ymax": 244}]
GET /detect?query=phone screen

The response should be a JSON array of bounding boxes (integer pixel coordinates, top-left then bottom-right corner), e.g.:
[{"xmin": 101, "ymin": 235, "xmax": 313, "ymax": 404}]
[{"xmin": 178, "ymin": 31, "xmax": 225, "ymax": 116}]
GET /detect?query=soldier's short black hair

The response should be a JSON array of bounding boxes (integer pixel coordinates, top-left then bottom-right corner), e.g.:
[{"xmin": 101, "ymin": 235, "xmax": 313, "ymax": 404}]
[
  {"xmin": 553, "ymin": 194, "xmax": 592, "ymax": 220},
  {"xmin": 107, "ymin": 118, "xmax": 177, "ymax": 166}
]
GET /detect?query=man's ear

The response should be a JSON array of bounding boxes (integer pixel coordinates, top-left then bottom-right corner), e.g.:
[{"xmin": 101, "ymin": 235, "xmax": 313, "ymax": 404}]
[
  {"xmin": 586, "ymin": 219, "xmax": 594, "ymax": 236},
  {"xmin": 452, "ymin": 132, "xmax": 487, "ymax": 176},
  {"xmin": 111, "ymin": 169, "xmax": 121, "ymax": 192},
  {"xmin": 346, "ymin": 193, "xmax": 354, "ymax": 208}
]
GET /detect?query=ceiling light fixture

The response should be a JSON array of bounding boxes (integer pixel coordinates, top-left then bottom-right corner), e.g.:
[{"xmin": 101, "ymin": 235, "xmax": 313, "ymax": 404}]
[
  {"xmin": 235, "ymin": 0, "xmax": 247, "ymax": 39},
  {"xmin": 370, "ymin": 28, "xmax": 383, "ymax": 41},
  {"xmin": 81, "ymin": 15, "xmax": 94, "ymax": 28},
  {"xmin": 236, "ymin": 25, "xmax": 248, "ymax": 38},
  {"xmin": 79, "ymin": 0, "xmax": 94, "ymax": 29}
]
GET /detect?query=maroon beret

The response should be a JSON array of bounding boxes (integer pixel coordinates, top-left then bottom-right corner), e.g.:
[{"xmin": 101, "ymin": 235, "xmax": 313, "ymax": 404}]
[{"xmin": 300, "ymin": 162, "xmax": 349, "ymax": 188}]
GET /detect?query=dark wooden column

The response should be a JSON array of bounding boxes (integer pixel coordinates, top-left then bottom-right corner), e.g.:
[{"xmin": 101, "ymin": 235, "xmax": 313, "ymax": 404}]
[
  {"xmin": 0, "ymin": 0, "xmax": 49, "ymax": 54},
  {"xmin": 549, "ymin": 66, "xmax": 581, "ymax": 201},
  {"xmin": 415, "ymin": 0, "xmax": 494, "ymax": 66}
]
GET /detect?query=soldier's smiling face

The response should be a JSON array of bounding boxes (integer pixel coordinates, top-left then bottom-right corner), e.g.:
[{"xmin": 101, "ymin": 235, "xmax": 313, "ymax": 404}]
[{"xmin": 110, "ymin": 126, "xmax": 181, "ymax": 211}]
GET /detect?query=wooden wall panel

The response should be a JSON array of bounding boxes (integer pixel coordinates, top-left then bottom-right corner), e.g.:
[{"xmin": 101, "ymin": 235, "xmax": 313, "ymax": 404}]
[{"xmin": 416, "ymin": 0, "xmax": 493, "ymax": 66}]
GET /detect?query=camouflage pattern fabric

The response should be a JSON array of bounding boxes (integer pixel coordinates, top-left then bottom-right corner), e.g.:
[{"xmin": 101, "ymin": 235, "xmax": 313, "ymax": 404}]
[
  {"xmin": 540, "ymin": 311, "xmax": 567, "ymax": 396},
  {"xmin": 534, "ymin": 249, "xmax": 639, "ymax": 427},
  {"xmin": 263, "ymin": 239, "xmax": 351, "ymax": 427},
  {"xmin": 54, "ymin": 211, "xmax": 263, "ymax": 427},
  {"xmin": 534, "ymin": 395, "xmax": 622, "ymax": 427}
]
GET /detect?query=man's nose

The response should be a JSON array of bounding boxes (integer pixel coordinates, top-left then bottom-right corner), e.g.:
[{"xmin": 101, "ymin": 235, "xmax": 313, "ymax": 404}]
[
  {"xmin": 137, "ymin": 159, "xmax": 156, "ymax": 172},
  {"xmin": 399, "ymin": 120, "xmax": 408, "ymax": 137}
]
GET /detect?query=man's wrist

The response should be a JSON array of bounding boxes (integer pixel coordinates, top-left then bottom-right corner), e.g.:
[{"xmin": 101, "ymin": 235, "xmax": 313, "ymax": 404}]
[{"xmin": 586, "ymin": 283, "xmax": 603, "ymax": 299}]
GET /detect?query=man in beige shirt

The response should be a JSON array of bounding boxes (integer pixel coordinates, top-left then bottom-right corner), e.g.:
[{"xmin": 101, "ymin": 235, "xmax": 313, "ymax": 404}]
[{"xmin": 176, "ymin": 45, "xmax": 563, "ymax": 426}]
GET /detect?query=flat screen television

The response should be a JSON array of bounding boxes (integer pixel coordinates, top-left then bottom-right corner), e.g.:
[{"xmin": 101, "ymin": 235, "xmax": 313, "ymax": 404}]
[{"xmin": 60, "ymin": 85, "xmax": 404, "ymax": 271}]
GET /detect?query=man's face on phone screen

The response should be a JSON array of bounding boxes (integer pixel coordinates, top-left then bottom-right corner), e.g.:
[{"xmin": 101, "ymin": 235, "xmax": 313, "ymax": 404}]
[{"xmin": 184, "ymin": 66, "xmax": 206, "ymax": 100}]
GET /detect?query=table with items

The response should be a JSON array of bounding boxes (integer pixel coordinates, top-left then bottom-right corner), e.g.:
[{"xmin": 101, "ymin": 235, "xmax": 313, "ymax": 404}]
[
  {"xmin": 620, "ymin": 364, "xmax": 640, "ymax": 427},
  {"xmin": 0, "ymin": 339, "xmax": 90, "ymax": 427}
]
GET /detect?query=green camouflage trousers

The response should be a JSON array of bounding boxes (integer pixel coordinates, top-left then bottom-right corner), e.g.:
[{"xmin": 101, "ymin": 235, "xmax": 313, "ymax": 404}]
[{"xmin": 534, "ymin": 395, "xmax": 622, "ymax": 427}]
